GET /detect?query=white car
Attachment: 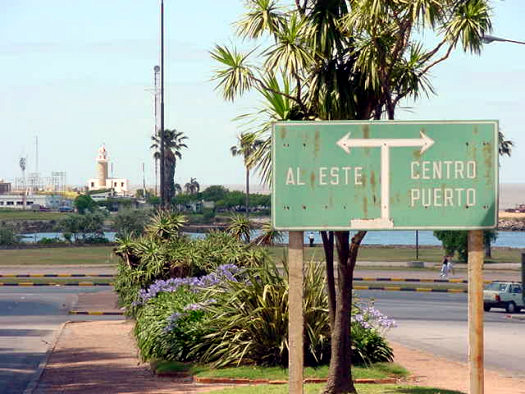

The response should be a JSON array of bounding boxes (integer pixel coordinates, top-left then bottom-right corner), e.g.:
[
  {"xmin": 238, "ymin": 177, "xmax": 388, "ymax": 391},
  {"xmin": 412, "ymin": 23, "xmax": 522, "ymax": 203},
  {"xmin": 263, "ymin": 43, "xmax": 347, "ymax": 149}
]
[{"xmin": 483, "ymin": 282, "xmax": 523, "ymax": 313}]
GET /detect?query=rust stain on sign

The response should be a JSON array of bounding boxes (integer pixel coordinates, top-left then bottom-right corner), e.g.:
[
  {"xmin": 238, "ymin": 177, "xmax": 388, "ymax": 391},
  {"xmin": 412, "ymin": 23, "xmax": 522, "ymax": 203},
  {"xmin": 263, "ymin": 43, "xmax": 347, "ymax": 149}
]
[
  {"xmin": 310, "ymin": 171, "xmax": 316, "ymax": 188},
  {"xmin": 314, "ymin": 130, "xmax": 320, "ymax": 157},
  {"xmin": 279, "ymin": 126, "xmax": 287, "ymax": 140}
]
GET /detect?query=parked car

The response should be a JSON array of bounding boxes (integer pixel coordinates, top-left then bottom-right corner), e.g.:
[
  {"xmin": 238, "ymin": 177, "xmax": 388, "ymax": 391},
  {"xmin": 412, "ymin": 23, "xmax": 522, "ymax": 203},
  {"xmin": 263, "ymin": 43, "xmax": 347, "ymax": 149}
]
[
  {"xmin": 59, "ymin": 206, "xmax": 73, "ymax": 212},
  {"xmin": 483, "ymin": 281, "xmax": 523, "ymax": 313}
]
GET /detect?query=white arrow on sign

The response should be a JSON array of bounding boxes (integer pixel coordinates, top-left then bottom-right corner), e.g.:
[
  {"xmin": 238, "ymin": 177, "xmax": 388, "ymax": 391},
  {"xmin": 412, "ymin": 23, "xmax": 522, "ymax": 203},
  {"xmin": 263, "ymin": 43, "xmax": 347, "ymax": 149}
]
[
  {"xmin": 335, "ymin": 129, "xmax": 434, "ymax": 229},
  {"xmin": 336, "ymin": 130, "xmax": 435, "ymax": 154}
]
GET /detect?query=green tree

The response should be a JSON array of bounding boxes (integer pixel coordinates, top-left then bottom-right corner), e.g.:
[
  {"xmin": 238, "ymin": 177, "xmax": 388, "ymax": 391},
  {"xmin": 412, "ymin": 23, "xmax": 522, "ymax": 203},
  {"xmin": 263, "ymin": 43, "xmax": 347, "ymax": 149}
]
[
  {"xmin": 113, "ymin": 209, "xmax": 152, "ymax": 237},
  {"xmin": 230, "ymin": 132, "xmax": 264, "ymax": 217},
  {"xmin": 151, "ymin": 129, "xmax": 188, "ymax": 204},
  {"xmin": 434, "ymin": 229, "xmax": 498, "ymax": 261},
  {"xmin": 212, "ymin": 1, "xmax": 493, "ymax": 392},
  {"xmin": 57, "ymin": 212, "xmax": 105, "ymax": 242},
  {"xmin": 0, "ymin": 225, "xmax": 18, "ymax": 246},
  {"xmin": 74, "ymin": 194, "xmax": 97, "ymax": 214},
  {"xmin": 201, "ymin": 185, "xmax": 229, "ymax": 202}
]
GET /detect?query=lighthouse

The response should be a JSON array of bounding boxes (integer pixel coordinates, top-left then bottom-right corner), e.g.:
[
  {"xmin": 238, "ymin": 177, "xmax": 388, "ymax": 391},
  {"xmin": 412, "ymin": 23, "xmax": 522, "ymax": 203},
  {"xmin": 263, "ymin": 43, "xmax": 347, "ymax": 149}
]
[
  {"xmin": 87, "ymin": 145, "xmax": 129, "ymax": 195},
  {"xmin": 96, "ymin": 145, "xmax": 109, "ymax": 188}
]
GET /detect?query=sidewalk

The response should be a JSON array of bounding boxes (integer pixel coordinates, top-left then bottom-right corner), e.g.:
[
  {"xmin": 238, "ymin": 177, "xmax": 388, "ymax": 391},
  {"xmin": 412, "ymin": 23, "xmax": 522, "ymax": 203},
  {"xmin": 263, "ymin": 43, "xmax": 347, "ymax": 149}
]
[
  {"xmin": 32, "ymin": 319, "xmax": 525, "ymax": 393},
  {"xmin": 33, "ymin": 321, "xmax": 231, "ymax": 393}
]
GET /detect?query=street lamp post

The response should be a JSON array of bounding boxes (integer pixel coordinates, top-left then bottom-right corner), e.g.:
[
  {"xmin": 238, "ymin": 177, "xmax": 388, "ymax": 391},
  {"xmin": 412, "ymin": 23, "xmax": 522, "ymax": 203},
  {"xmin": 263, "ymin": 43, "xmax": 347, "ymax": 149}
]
[
  {"xmin": 159, "ymin": 0, "xmax": 166, "ymax": 207},
  {"xmin": 482, "ymin": 34, "xmax": 525, "ymax": 45}
]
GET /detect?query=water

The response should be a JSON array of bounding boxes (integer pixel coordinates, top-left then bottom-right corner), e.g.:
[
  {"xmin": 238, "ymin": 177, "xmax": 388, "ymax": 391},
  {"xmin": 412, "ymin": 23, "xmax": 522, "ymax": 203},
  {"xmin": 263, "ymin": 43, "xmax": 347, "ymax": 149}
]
[{"xmin": 18, "ymin": 230, "xmax": 525, "ymax": 248}]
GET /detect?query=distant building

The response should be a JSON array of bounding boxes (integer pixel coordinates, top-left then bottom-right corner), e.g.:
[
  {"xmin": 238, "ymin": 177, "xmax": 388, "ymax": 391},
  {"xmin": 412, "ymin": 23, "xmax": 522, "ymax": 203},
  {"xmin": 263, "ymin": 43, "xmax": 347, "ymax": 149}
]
[
  {"xmin": 0, "ymin": 194, "xmax": 70, "ymax": 210},
  {"xmin": 87, "ymin": 145, "xmax": 129, "ymax": 195},
  {"xmin": 0, "ymin": 180, "xmax": 11, "ymax": 195}
]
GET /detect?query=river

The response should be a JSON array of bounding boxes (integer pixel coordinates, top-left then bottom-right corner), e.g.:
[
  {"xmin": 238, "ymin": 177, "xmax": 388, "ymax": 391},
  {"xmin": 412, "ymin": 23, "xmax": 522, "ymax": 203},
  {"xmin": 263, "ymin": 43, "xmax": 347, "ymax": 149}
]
[{"xmin": 19, "ymin": 230, "xmax": 525, "ymax": 248}]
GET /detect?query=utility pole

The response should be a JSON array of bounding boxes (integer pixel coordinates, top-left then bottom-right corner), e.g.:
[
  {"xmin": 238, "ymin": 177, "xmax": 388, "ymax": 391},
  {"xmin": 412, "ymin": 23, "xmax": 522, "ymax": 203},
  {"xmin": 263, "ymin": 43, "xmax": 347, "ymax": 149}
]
[{"xmin": 159, "ymin": 0, "xmax": 166, "ymax": 208}]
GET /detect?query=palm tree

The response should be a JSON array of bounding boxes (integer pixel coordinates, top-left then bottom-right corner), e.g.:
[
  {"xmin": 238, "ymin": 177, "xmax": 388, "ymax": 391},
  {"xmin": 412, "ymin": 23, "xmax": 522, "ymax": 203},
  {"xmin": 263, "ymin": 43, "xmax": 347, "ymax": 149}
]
[
  {"xmin": 174, "ymin": 183, "xmax": 182, "ymax": 195},
  {"xmin": 230, "ymin": 132, "xmax": 263, "ymax": 218},
  {"xmin": 184, "ymin": 177, "xmax": 200, "ymax": 195},
  {"xmin": 212, "ymin": 1, "xmax": 492, "ymax": 392},
  {"xmin": 151, "ymin": 129, "xmax": 188, "ymax": 204},
  {"xmin": 498, "ymin": 131, "xmax": 513, "ymax": 156}
]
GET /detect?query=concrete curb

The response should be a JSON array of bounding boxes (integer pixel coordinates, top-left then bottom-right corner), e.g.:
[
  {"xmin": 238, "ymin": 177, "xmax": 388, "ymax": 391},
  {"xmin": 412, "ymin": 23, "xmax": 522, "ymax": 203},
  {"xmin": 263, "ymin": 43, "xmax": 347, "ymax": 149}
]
[
  {"xmin": 192, "ymin": 376, "xmax": 398, "ymax": 385},
  {"xmin": 505, "ymin": 314, "xmax": 525, "ymax": 321},
  {"xmin": 354, "ymin": 285, "xmax": 467, "ymax": 293},
  {"xmin": 23, "ymin": 321, "xmax": 69, "ymax": 394},
  {"xmin": 68, "ymin": 311, "xmax": 124, "ymax": 316},
  {"xmin": 354, "ymin": 277, "xmax": 494, "ymax": 284}
]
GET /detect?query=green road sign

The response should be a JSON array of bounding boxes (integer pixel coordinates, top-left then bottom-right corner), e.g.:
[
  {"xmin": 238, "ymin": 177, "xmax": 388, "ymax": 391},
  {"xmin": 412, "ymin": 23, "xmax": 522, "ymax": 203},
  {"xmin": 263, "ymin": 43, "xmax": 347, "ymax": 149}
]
[{"xmin": 271, "ymin": 120, "xmax": 498, "ymax": 230}]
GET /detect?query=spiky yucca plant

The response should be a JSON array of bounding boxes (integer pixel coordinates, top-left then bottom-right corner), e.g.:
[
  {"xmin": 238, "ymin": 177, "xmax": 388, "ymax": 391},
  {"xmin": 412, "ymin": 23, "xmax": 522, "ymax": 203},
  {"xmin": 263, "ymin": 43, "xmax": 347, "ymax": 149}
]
[{"xmin": 189, "ymin": 259, "xmax": 330, "ymax": 367}]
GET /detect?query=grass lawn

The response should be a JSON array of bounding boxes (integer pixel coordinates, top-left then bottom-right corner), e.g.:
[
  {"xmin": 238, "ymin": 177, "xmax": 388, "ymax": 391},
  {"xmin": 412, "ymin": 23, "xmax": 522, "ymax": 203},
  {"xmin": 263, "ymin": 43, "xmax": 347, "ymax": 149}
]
[
  {"xmin": 214, "ymin": 384, "xmax": 463, "ymax": 394},
  {"xmin": 154, "ymin": 362, "xmax": 408, "ymax": 381},
  {"xmin": 0, "ymin": 243, "xmax": 520, "ymax": 266},
  {"xmin": 0, "ymin": 246, "xmax": 116, "ymax": 265},
  {"xmin": 0, "ymin": 210, "xmax": 66, "ymax": 221},
  {"xmin": 267, "ymin": 245, "xmax": 521, "ymax": 265}
]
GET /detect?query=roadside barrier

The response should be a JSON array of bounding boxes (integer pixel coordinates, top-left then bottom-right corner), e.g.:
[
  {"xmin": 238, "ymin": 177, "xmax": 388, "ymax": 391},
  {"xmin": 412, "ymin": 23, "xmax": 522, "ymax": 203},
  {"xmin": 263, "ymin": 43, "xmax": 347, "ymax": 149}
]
[
  {"xmin": 0, "ymin": 274, "xmax": 114, "ymax": 278},
  {"xmin": 68, "ymin": 311, "xmax": 124, "ymax": 316},
  {"xmin": 354, "ymin": 277, "xmax": 492, "ymax": 284},
  {"xmin": 354, "ymin": 285, "xmax": 467, "ymax": 293},
  {"xmin": 0, "ymin": 282, "xmax": 113, "ymax": 286}
]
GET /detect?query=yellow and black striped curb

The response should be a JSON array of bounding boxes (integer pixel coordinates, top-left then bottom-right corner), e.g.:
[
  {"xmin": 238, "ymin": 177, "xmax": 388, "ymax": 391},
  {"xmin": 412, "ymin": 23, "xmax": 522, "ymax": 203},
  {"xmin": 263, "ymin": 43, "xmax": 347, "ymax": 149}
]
[
  {"xmin": 0, "ymin": 274, "xmax": 114, "ymax": 278},
  {"xmin": 354, "ymin": 277, "xmax": 492, "ymax": 284},
  {"xmin": 68, "ymin": 311, "xmax": 124, "ymax": 316},
  {"xmin": 354, "ymin": 285, "xmax": 467, "ymax": 293},
  {"xmin": 0, "ymin": 282, "xmax": 113, "ymax": 287}
]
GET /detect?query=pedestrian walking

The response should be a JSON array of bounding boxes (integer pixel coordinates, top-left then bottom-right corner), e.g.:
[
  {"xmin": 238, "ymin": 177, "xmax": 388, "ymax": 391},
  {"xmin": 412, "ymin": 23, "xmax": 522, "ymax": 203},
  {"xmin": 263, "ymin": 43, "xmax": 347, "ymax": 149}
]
[
  {"xmin": 440, "ymin": 255, "xmax": 449, "ymax": 278},
  {"xmin": 446, "ymin": 257, "xmax": 455, "ymax": 277},
  {"xmin": 308, "ymin": 232, "xmax": 315, "ymax": 247}
]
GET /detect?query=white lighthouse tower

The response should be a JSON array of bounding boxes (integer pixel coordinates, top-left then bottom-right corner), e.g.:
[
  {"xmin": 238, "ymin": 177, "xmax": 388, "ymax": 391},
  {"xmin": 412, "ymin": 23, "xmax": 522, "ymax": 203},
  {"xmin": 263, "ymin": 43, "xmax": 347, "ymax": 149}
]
[
  {"xmin": 96, "ymin": 145, "xmax": 109, "ymax": 189},
  {"xmin": 87, "ymin": 145, "xmax": 129, "ymax": 195}
]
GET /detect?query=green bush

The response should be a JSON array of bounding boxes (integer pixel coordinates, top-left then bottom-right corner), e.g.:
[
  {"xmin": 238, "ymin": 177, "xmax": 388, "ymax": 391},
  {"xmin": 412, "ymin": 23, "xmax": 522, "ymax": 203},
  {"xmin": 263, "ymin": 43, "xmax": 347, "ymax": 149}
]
[
  {"xmin": 0, "ymin": 226, "xmax": 18, "ymax": 245},
  {"xmin": 113, "ymin": 209, "xmax": 151, "ymax": 237},
  {"xmin": 202, "ymin": 208, "xmax": 215, "ymax": 221},
  {"xmin": 37, "ymin": 237, "xmax": 63, "ymax": 245},
  {"xmin": 135, "ymin": 289, "xmax": 204, "ymax": 361}
]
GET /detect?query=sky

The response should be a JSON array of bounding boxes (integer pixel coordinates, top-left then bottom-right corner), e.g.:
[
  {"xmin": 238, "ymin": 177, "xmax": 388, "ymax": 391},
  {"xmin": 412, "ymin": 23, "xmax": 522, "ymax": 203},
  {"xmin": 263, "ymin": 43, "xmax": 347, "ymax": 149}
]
[{"xmin": 0, "ymin": 0, "xmax": 524, "ymax": 189}]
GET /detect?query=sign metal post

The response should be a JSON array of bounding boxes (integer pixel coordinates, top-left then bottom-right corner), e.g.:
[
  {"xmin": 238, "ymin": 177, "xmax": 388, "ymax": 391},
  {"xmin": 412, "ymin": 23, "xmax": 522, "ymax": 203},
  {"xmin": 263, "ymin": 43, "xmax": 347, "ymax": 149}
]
[
  {"xmin": 468, "ymin": 230, "xmax": 484, "ymax": 394},
  {"xmin": 288, "ymin": 231, "xmax": 304, "ymax": 394}
]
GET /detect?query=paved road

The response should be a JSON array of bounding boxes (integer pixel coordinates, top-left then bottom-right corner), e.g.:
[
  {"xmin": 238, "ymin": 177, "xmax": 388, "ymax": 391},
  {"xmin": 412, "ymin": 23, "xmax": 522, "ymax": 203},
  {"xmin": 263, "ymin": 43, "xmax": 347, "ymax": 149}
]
[
  {"xmin": 0, "ymin": 287, "xmax": 122, "ymax": 394},
  {"xmin": 359, "ymin": 290, "xmax": 525, "ymax": 379}
]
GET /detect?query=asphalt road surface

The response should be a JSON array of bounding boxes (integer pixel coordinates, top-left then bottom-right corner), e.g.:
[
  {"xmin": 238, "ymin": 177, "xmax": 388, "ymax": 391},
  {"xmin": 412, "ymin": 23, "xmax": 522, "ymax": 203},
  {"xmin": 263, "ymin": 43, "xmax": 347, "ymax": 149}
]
[
  {"xmin": 0, "ymin": 287, "xmax": 121, "ymax": 394},
  {"xmin": 359, "ymin": 290, "xmax": 525, "ymax": 379}
]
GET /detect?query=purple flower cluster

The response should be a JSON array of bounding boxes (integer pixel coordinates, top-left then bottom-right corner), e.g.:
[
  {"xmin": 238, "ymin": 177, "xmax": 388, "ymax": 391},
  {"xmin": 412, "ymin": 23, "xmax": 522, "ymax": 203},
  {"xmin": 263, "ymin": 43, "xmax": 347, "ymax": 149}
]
[
  {"xmin": 164, "ymin": 312, "xmax": 184, "ymax": 332},
  {"xmin": 353, "ymin": 305, "xmax": 396, "ymax": 331},
  {"xmin": 133, "ymin": 264, "xmax": 240, "ymax": 306},
  {"xmin": 183, "ymin": 298, "xmax": 217, "ymax": 311}
]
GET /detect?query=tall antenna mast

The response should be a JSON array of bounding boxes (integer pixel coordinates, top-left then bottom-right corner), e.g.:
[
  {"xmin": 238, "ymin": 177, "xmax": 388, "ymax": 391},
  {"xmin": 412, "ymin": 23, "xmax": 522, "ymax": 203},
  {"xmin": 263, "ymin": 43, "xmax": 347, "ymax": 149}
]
[
  {"xmin": 35, "ymin": 136, "xmax": 39, "ymax": 173},
  {"xmin": 142, "ymin": 162, "xmax": 146, "ymax": 193}
]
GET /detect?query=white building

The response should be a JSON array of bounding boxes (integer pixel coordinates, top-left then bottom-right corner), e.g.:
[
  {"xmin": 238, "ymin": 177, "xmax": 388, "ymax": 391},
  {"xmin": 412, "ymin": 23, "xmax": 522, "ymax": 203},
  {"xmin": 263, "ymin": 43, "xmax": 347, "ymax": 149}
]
[
  {"xmin": 0, "ymin": 194, "xmax": 70, "ymax": 209},
  {"xmin": 87, "ymin": 145, "xmax": 129, "ymax": 195}
]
